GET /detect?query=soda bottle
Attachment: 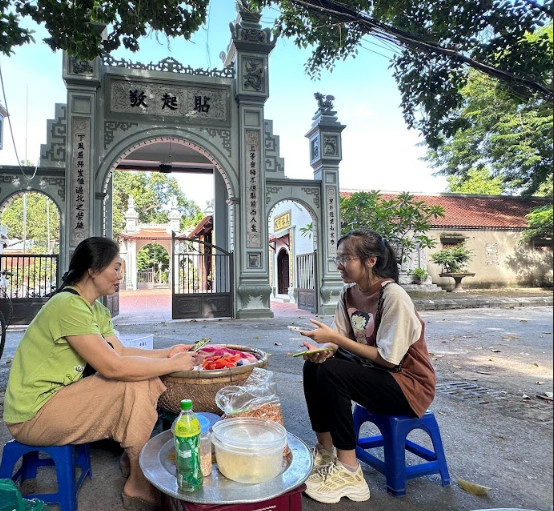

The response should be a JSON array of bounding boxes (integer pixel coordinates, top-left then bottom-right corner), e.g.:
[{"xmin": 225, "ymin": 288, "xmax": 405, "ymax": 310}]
[{"xmin": 173, "ymin": 399, "xmax": 203, "ymax": 492}]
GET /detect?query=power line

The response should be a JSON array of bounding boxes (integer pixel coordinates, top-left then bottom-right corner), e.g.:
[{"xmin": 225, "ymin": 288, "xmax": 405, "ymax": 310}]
[{"xmin": 0, "ymin": 63, "xmax": 38, "ymax": 182}]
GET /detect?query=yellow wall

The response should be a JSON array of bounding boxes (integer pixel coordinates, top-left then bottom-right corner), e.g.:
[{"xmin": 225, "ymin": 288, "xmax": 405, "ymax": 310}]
[{"xmin": 425, "ymin": 229, "xmax": 553, "ymax": 288}]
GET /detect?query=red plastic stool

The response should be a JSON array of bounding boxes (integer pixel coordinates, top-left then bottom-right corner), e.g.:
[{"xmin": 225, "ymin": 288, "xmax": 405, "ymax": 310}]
[
  {"xmin": 353, "ymin": 405, "xmax": 450, "ymax": 496},
  {"xmin": 0, "ymin": 440, "xmax": 92, "ymax": 511}
]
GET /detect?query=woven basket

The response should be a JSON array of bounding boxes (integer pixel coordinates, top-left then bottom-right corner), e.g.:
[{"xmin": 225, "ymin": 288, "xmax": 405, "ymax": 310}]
[{"xmin": 158, "ymin": 344, "xmax": 269, "ymax": 415}]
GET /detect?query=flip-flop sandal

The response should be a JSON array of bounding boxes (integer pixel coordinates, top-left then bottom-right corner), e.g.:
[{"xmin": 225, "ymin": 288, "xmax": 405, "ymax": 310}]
[{"xmin": 121, "ymin": 492, "xmax": 160, "ymax": 511}]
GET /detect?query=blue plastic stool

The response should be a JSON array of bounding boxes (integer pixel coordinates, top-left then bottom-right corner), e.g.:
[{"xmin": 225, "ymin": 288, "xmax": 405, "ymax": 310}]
[
  {"xmin": 0, "ymin": 440, "xmax": 92, "ymax": 511},
  {"xmin": 353, "ymin": 405, "xmax": 450, "ymax": 496}
]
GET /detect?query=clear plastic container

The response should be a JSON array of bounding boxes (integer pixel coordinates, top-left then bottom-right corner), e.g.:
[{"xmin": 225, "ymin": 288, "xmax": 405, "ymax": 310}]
[{"xmin": 210, "ymin": 417, "xmax": 287, "ymax": 484}]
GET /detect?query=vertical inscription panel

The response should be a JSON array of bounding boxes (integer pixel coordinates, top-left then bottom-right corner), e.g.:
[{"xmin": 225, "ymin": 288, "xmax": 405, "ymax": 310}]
[
  {"xmin": 245, "ymin": 130, "xmax": 261, "ymax": 248},
  {"xmin": 70, "ymin": 117, "xmax": 91, "ymax": 246},
  {"xmin": 326, "ymin": 186, "xmax": 338, "ymax": 256}
]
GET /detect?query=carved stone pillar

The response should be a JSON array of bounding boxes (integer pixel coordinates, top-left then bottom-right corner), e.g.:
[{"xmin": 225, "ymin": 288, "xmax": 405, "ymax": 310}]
[
  {"xmin": 305, "ymin": 94, "xmax": 346, "ymax": 314},
  {"xmin": 230, "ymin": 3, "xmax": 277, "ymax": 318},
  {"xmin": 62, "ymin": 53, "xmax": 101, "ymax": 265}
]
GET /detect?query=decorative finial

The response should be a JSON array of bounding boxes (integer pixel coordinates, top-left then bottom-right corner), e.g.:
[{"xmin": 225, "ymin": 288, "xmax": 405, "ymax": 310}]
[{"xmin": 314, "ymin": 92, "xmax": 335, "ymax": 112}]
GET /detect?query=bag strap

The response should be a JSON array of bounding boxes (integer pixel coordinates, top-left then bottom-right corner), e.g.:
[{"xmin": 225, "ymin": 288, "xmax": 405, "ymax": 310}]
[
  {"xmin": 59, "ymin": 287, "xmax": 79, "ymax": 295},
  {"xmin": 374, "ymin": 281, "xmax": 402, "ymax": 373},
  {"xmin": 374, "ymin": 280, "xmax": 394, "ymax": 332}
]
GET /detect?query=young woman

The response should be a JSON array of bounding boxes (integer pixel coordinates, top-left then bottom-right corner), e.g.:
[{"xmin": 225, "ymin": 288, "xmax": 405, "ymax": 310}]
[
  {"xmin": 298, "ymin": 228, "xmax": 436, "ymax": 504},
  {"xmin": 4, "ymin": 237, "xmax": 198, "ymax": 511}
]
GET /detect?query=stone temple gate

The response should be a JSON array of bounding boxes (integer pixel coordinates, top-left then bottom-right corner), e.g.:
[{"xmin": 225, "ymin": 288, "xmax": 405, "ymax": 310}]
[{"xmin": 0, "ymin": 5, "xmax": 346, "ymax": 319}]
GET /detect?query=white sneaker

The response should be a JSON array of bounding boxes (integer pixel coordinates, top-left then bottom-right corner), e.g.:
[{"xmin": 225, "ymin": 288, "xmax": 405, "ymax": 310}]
[
  {"xmin": 304, "ymin": 461, "xmax": 371, "ymax": 504},
  {"xmin": 311, "ymin": 443, "xmax": 337, "ymax": 471}
]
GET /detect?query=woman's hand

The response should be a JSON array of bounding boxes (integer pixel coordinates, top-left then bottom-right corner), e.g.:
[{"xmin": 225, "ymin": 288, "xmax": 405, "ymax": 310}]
[
  {"xmin": 170, "ymin": 351, "xmax": 198, "ymax": 372},
  {"xmin": 167, "ymin": 344, "xmax": 192, "ymax": 358},
  {"xmin": 301, "ymin": 319, "xmax": 338, "ymax": 345},
  {"xmin": 299, "ymin": 341, "xmax": 335, "ymax": 364}
]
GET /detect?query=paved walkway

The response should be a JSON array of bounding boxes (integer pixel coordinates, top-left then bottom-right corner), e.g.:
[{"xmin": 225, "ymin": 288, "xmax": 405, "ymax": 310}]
[
  {"xmin": 116, "ymin": 288, "xmax": 553, "ymax": 324},
  {"xmin": 116, "ymin": 289, "xmax": 316, "ymax": 323}
]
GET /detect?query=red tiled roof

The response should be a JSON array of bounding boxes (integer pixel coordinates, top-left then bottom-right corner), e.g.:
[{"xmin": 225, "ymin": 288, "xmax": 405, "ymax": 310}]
[{"xmin": 340, "ymin": 191, "xmax": 551, "ymax": 229}]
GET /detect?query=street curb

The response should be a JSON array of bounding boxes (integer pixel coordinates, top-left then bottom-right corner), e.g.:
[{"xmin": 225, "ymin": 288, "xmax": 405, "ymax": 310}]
[{"xmin": 413, "ymin": 296, "xmax": 553, "ymax": 310}]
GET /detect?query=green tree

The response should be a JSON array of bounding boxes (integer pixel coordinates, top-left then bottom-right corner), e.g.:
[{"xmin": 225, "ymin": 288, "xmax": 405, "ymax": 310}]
[
  {"xmin": 426, "ymin": 27, "xmax": 553, "ymax": 197},
  {"xmin": 251, "ymin": 0, "xmax": 553, "ymax": 148},
  {"xmin": 1, "ymin": 0, "xmax": 209, "ymax": 57},
  {"xmin": 0, "ymin": 192, "xmax": 59, "ymax": 253},
  {"xmin": 112, "ymin": 170, "xmax": 203, "ymax": 238},
  {"xmin": 446, "ymin": 169, "xmax": 505, "ymax": 195},
  {"xmin": 137, "ymin": 243, "xmax": 170, "ymax": 282},
  {"xmin": 340, "ymin": 191, "xmax": 445, "ymax": 262},
  {"xmin": 520, "ymin": 205, "xmax": 554, "ymax": 245}
]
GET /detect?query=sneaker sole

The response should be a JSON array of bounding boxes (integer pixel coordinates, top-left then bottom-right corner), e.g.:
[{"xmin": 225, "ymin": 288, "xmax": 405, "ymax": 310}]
[{"xmin": 304, "ymin": 484, "xmax": 370, "ymax": 504}]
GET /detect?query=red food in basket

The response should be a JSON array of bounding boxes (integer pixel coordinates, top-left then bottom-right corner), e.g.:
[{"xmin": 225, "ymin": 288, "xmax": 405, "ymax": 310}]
[
  {"xmin": 202, "ymin": 353, "xmax": 242, "ymax": 370},
  {"xmin": 197, "ymin": 346, "xmax": 258, "ymax": 369}
]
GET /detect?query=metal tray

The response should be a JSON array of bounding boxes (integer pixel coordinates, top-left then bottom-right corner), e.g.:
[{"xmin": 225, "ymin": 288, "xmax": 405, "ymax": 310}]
[{"xmin": 140, "ymin": 430, "xmax": 313, "ymax": 504}]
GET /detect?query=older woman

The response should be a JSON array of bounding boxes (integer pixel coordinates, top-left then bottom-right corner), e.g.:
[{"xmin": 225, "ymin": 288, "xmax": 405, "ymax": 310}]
[{"xmin": 4, "ymin": 236, "xmax": 198, "ymax": 511}]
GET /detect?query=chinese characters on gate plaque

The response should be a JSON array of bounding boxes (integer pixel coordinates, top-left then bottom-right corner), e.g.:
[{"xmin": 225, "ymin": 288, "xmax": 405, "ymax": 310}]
[
  {"xmin": 110, "ymin": 79, "xmax": 229, "ymax": 125},
  {"xmin": 71, "ymin": 118, "xmax": 90, "ymax": 245}
]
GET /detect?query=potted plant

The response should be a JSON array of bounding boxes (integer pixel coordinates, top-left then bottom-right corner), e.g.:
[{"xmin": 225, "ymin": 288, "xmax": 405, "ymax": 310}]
[
  {"xmin": 430, "ymin": 244, "xmax": 473, "ymax": 273},
  {"xmin": 430, "ymin": 244, "xmax": 475, "ymax": 292},
  {"xmin": 409, "ymin": 267, "xmax": 429, "ymax": 284}
]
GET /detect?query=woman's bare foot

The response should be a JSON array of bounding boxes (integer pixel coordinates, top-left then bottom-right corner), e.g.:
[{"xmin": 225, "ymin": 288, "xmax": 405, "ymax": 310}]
[
  {"xmin": 123, "ymin": 450, "xmax": 160, "ymax": 507},
  {"xmin": 122, "ymin": 481, "xmax": 160, "ymax": 507}
]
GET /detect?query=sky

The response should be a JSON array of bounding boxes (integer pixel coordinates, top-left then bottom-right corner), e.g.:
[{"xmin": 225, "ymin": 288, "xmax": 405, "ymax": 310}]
[{"xmin": 0, "ymin": 1, "xmax": 448, "ymax": 211}]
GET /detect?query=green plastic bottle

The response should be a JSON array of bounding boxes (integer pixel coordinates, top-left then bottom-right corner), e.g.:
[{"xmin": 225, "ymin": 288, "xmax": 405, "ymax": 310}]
[{"xmin": 173, "ymin": 399, "xmax": 203, "ymax": 492}]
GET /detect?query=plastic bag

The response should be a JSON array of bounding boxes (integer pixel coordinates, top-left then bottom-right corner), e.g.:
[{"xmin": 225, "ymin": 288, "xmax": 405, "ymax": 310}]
[
  {"xmin": 215, "ymin": 368, "xmax": 290, "ymax": 455},
  {"xmin": 215, "ymin": 368, "xmax": 283, "ymax": 421},
  {"xmin": 0, "ymin": 479, "xmax": 45, "ymax": 511}
]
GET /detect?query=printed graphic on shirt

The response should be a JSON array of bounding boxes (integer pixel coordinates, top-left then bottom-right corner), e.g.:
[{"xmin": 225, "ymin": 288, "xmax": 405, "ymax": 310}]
[{"xmin": 349, "ymin": 309, "xmax": 373, "ymax": 345}]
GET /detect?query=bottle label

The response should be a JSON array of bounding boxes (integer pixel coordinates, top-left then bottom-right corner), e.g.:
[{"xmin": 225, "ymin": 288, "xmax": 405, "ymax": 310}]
[{"xmin": 174, "ymin": 434, "xmax": 202, "ymax": 492}]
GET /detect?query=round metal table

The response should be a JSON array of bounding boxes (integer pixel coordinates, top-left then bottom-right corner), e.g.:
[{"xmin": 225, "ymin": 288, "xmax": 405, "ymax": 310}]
[{"xmin": 140, "ymin": 429, "xmax": 312, "ymax": 504}]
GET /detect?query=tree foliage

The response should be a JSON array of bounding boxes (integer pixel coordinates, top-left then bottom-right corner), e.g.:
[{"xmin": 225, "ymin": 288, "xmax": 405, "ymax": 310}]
[
  {"xmin": 519, "ymin": 204, "xmax": 554, "ymax": 244},
  {"xmin": 430, "ymin": 244, "xmax": 474, "ymax": 273},
  {"xmin": 250, "ymin": 0, "xmax": 553, "ymax": 148},
  {"xmin": 426, "ymin": 27, "xmax": 553, "ymax": 197},
  {"xmin": 0, "ymin": 192, "xmax": 59, "ymax": 253},
  {"xmin": 1, "ymin": 0, "xmax": 209, "ymax": 58},
  {"xmin": 112, "ymin": 171, "xmax": 204, "ymax": 238},
  {"xmin": 446, "ymin": 169, "xmax": 505, "ymax": 195},
  {"xmin": 137, "ymin": 243, "xmax": 170, "ymax": 276},
  {"xmin": 340, "ymin": 191, "xmax": 445, "ymax": 262}
]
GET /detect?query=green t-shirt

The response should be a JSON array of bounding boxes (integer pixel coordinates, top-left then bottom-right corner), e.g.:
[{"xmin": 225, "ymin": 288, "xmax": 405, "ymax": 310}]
[{"xmin": 3, "ymin": 288, "xmax": 115, "ymax": 424}]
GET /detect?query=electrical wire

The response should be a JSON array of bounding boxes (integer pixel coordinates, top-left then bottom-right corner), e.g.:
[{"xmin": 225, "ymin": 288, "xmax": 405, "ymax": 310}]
[
  {"xmin": 0, "ymin": 63, "xmax": 38, "ymax": 182},
  {"xmin": 205, "ymin": 1, "xmax": 212, "ymax": 68}
]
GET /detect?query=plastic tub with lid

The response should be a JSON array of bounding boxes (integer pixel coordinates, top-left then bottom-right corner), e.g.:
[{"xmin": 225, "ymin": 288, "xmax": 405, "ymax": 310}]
[{"xmin": 210, "ymin": 417, "xmax": 287, "ymax": 484}]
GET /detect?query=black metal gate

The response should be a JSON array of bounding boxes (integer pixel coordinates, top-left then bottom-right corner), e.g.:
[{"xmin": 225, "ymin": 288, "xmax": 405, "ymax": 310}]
[
  {"xmin": 172, "ymin": 235, "xmax": 233, "ymax": 319},
  {"xmin": 296, "ymin": 251, "xmax": 317, "ymax": 313},
  {"xmin": 0, "ymin": 254, "xmax": 59, "ymax": 325}
]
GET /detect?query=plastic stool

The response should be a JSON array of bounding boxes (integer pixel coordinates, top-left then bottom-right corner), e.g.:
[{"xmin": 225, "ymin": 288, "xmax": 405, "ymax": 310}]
[
  {"xmin": 353, "ymin": 405, "xmax": 450, "ymax": 496},
  {"xmin": 0, "ymin": 440, "xmax": 92, "ymax": 511}
]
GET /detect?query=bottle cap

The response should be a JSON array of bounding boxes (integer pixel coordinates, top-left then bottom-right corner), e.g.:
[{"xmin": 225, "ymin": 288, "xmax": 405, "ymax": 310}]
[{"xmin": 180, "ymin": 399, "xmax": 193, "ymax": 411}]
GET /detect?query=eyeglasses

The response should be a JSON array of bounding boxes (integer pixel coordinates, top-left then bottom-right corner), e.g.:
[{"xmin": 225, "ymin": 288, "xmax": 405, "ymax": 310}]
[{"xmin": 333, "ymin": 256, "xmax": 358, "ymax": 266}]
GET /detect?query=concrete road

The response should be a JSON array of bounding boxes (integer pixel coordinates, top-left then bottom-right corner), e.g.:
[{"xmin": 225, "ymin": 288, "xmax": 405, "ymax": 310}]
[{"xmin": 0, "ymin": 305, "xmax": 552, "ymax": 511}]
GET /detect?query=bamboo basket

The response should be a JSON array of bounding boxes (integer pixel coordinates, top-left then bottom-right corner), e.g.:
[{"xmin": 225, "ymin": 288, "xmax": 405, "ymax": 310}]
[{"xmin": 158, "ymin": 344, "xmax": 269, "ymax": 414}]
